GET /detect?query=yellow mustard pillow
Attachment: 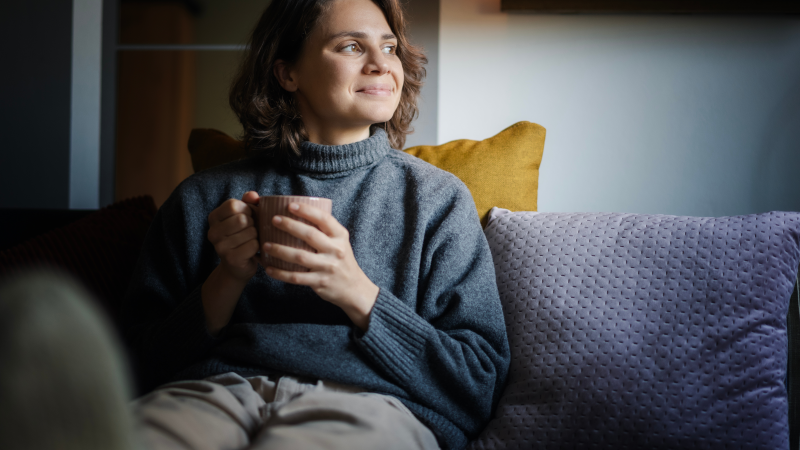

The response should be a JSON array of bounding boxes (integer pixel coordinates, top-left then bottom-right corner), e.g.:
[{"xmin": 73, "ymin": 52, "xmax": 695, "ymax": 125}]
[
  {"xmin": 187, "ymin": 121, "xmax": 546, "ymax": 225},
  {"xmin": 404, "ymin": 121, "xmax": 546, "ymax": 225}
]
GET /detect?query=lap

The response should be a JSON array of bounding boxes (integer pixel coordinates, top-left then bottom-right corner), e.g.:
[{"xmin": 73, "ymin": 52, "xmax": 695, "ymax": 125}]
[
  {"xmin": 132, "ymin": 373, "xmax": 439, "ymax": 450},
  {"xmin": 254, "ymin": 390, "xmax": 435, "ymax": 450}
]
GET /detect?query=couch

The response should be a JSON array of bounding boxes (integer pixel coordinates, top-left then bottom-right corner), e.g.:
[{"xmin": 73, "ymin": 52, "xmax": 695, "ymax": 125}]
[{"xmin": 1, "ymin": 124, "xmax": 798, "ymax": 449}]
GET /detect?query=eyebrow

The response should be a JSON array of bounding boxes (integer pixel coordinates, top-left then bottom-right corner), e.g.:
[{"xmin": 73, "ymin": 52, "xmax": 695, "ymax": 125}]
[{"xmin": 327, "ymin": 31, "xmax": 397, "ymax": 42}]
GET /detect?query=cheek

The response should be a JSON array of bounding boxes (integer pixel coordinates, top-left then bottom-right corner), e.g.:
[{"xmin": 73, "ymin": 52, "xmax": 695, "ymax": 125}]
[
  {"xmin": 393, "ymin": 60, "xmax": 404, "ymax": 88},
  {"xmin": 327, "ymin": 54, "xmax": 359, "ymax": 78},
  {"xmin": 394, "ymin": 67, "xmax": 404, "ymax": 102},
  {"xmin": 304, "ymin": 60, "xmax": 351, "ymax": 101},
  {"xmin": 325, "ymin": 62, "xmax": 350, "ymax": 85}
]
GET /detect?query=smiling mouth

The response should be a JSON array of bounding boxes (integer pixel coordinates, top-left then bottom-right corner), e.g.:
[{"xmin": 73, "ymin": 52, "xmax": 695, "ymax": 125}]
[{"xmin": 357, "ymin": 85, "xmax": 393, "ymax": 96}]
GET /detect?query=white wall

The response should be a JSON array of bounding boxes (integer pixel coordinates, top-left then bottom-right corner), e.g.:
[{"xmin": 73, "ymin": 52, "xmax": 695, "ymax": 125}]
[{"xmin": 439, "ymin": 0, "xmax": 800, "ymax": 216}]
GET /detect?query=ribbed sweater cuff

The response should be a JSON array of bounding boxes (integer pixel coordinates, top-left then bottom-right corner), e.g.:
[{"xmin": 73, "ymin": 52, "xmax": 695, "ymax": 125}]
[
  {"xmin": 149, "ymin": 286, "xmax": 218, "ymax": 361},
  {"xmin": 354, "ymin": 289, "xmax": 432, "ymax": 383}
]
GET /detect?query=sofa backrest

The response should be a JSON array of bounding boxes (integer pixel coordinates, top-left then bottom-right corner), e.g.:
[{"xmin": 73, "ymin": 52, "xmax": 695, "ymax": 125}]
[{"xmin": 0, "ymin": 196, "xmax": 157, "ymax": 332}]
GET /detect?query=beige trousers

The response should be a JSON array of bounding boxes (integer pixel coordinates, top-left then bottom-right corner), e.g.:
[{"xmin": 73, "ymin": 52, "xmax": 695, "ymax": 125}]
[{"xmin": 131, "ymin": 372, "xmax": 439, "ymax": 450}]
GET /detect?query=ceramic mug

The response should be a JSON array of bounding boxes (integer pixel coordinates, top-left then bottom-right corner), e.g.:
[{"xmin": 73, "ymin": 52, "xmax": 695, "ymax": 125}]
[{"xmin": 252, "ymin": 195, "xmax": 333, "ymax": 272}]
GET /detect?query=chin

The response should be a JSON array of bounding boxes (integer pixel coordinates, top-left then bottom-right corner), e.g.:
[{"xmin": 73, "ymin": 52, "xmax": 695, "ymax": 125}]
[
  {"xmin": 351, "ymin": 114, "xmax": 394, "ymax": 127},
  {"xmin": 352, "ymin": 101, "xmax": 399, "ymax": 125}
]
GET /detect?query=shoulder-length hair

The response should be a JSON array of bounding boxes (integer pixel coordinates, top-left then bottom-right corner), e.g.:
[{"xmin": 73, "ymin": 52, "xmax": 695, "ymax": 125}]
[{"xmin": 229, "ymin": 0, "xmax": 427, "ymax": 154}]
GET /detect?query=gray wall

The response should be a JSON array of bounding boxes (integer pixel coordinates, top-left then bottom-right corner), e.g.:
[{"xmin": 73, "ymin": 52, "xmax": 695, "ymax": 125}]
[
  {"xmin": 404, "ymin": 0, "xmax": 440, "ymax": 148},
  {"xmin": 0, "ymin": 0, "xmax": 114, "ymax": 209},
  {"xmin": 0, "ymin": 0, "xmax": 74, "ymax": 209},
  {"xmin": 439, "ymin": 0, "xmax": 800, "ymax": 217}
]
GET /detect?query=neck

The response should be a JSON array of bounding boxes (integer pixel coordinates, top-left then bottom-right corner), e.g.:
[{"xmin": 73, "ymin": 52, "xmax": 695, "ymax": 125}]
[
  {"xmin": 290, "ymin": 127, "xmax": 391, "ymax": 175},
  {"xmin": 295, "ymin": 95, "xmax": 373, "ymax": 145},
  {"xmin": 305, "ymin": 125, "xmax": 371, "ymax": 146}
]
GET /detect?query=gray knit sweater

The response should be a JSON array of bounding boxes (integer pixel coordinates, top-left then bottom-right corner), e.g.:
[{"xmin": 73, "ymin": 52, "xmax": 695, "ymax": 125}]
[{"xmin": 122, "ymin": 129, "xmax": 510, "ymax": 450}]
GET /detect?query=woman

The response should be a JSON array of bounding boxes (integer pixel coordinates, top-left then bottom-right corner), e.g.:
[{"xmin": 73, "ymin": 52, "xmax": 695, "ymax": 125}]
[{"xmin": 123, "ymin": 0, "xmax": 509, "ymax": 449}]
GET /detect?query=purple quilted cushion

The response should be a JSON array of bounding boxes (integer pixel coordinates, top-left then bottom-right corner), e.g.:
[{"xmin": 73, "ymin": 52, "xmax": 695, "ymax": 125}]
[{"xmin": 471, "ymin": 210, "xmax": 800, "ymax": 450}]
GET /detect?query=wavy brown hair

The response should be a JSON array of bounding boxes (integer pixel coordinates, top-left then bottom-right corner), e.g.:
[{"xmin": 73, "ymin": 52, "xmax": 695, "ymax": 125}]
[{"xmin": 229, "ymin": 0, "xmax": 427, "ymax": 155}]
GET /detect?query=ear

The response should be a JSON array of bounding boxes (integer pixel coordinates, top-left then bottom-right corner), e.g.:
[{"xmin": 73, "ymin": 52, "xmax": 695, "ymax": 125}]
[{"xmin": 273, "ymin": 60, "xmax": 299, "ymax": 92}]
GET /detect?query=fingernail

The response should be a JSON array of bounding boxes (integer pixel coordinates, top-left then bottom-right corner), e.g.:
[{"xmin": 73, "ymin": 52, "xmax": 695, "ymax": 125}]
[
  {"xmin": 273, "ymin": 216, "xmax": 282, "ymax": 223},
  {"xmin": 289, "ymin": 203, "xmax": 299, "ymax": 211},
  {"xmin": 263, "ymin": 243, "xmax": 272, "ymax": 250}
]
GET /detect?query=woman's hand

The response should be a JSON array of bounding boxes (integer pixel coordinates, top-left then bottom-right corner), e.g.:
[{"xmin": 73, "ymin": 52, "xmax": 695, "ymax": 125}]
[
  {"xmin": 206, "ymin": 191, "xmax": 261, "ymax": 282},
  {"xmin": 202, "ymin": 191, "xmax": 260, "ymax": 335},
  {"xmin": 263, "ymin": 202, "xmax": 379, "ymax": 331}
]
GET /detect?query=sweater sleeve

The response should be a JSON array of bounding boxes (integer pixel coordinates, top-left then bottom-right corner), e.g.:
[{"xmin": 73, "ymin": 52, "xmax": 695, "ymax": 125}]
[
  {"xmin": 353, "ymin": 184, "xmax": 511, "ymax": 439},
  {"xmin": 122, "ymin": 184, "xmax": 221, "ymax": 390}
]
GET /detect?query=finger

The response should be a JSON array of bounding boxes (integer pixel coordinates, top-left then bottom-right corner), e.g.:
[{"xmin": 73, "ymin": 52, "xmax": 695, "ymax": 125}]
[
  {"xmin": 208, "ymin": 199, "xmax": 250, "ymax": 225},
  {"xmin": 263, "ymin": 242, "xmax": 324, "ymax": 270},
  {"xmin": 264, "ymin": 265, "xmax": 317, "ymax": 286},
  {"xmin": 209, "ymin": 213, "xmax": 255, "ymax": 243},
  {"xmin": 222, "ymin": 213, "xmax": 255, "ymax": 237},
  {"xmin": 272, "ymin": 215, "xmax": 332, "ymax": 252},
  {"xmin": 287, "ymin": 203, "xmax": 345, "ymax": 238},
  {"xmin": 215, "ymin": 226, "xmax": 258, "ymax": 253},
  {"xmin": 241, "ymin": 190, "xmax": 260, "ymax": 205},
  {"xmin": 223, "ymin": 239, "xmax": 260, "ymax": 266}
]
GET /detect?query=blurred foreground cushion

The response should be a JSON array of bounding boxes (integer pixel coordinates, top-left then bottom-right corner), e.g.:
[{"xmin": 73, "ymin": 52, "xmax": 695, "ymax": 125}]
[
  {"xmin": 472, "ymin": 209, "xmax": 800, "ymax": 449},
  {"xmin": 188, "ymin": 122, "xmax": 546, "ymax": 225}
]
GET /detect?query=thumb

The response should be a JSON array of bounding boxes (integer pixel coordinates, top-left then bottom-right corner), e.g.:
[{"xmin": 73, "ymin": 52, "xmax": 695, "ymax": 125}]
[{"xmin": 241, "ymin": 191, "xmax": 260, "ymax": 205}]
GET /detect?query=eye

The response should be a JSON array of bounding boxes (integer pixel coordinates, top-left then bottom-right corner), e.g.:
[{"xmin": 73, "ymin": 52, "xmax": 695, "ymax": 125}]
[
  {"xmin": 382, "ymin": 45, "xmax": 397, "ymax": 55},
  {"xmin": 341, "ymin": 43, "xmax": 360, "ymax": 53}
]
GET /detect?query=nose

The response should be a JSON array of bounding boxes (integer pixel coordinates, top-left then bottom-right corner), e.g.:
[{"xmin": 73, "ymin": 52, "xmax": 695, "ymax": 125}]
[{"xmin": 363, "ymin": 49, "xmax": 390, "ymax": 76}]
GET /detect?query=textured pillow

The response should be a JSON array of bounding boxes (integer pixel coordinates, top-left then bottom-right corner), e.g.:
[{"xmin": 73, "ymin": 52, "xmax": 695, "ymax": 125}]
[
  {"xmin": 472, "ymin": 210, "xmax": 800, "ymax": 449},
  {"xmin": 187, "ymin": 122, "xmax": 546, "ymax": 225},
  {"xmin": 0, "ymin": 196, "xmax": 157, "ymax": 327},
  {"xmin": 404, "ymin": 122, "xmax": 545, "ymax": 225},
  {"xmin": 188, "ymin": 128, "xmax": 248, "ymax": 173}
]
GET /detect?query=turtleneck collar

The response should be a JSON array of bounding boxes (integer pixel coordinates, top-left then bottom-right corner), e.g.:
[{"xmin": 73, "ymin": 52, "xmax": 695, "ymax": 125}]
[{"xmin": 288, "ymin": 128, "xmax": 393, "ymax": 174}]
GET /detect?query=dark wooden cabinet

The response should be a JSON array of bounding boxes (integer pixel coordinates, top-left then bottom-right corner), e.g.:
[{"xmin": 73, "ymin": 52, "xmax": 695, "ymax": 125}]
[{"xmin": 116, "ymin": 3, "xmax": 196, "ymax": 207}]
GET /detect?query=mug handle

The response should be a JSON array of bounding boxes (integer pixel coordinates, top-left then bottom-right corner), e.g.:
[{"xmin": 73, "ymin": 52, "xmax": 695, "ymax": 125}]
[{"xmin": 247, "ymin": 202, "xmax": 262, "ymax": 262}]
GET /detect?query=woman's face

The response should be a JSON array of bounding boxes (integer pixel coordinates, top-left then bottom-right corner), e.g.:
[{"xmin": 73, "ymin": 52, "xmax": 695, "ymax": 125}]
[{"xmin": 276, "ymin": 0, "xmax": 404, "ymax": 143}]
